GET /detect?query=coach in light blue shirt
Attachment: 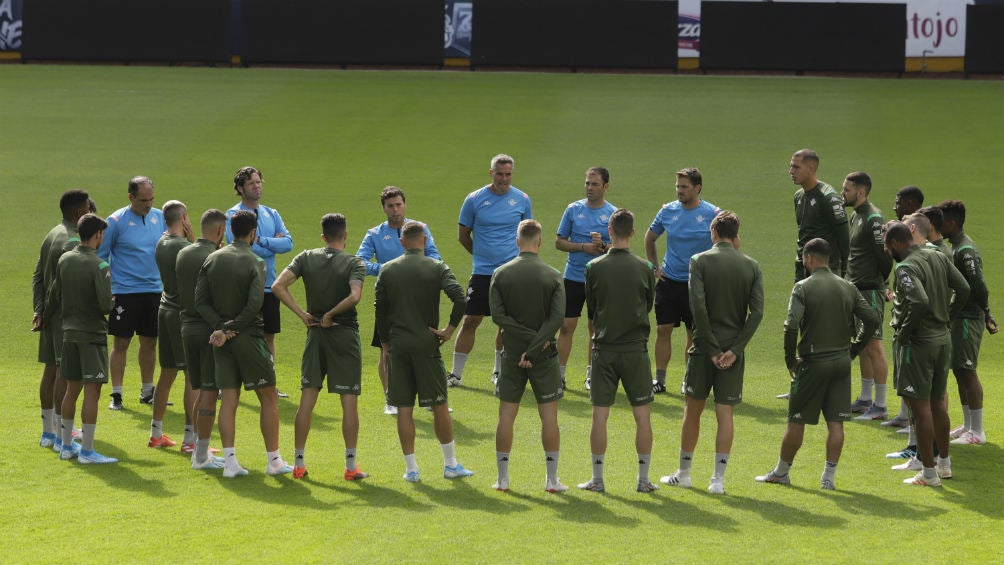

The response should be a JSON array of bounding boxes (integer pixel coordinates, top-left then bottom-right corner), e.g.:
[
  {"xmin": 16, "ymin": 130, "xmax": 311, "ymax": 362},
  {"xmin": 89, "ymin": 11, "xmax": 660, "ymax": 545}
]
[
  {"xmin": 448, "ymin": 153, "xmax": 533, "ymax": 388},
  {"xmin": 357, "ymin": 186, "xmax": 440, "ymax": 415}
]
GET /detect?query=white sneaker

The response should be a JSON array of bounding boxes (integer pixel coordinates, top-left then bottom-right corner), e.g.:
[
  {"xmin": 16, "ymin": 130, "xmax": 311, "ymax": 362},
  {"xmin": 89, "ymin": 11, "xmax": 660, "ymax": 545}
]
[
  {"xmin": 446, "ymin": 373, "xmax": 462, "ymax": 387},
  {"xmin": 896, "ymin": 425, "xmax": 912, "ymax": 434},
  {"xmin": 904, "ymin": 471, "xmax": 941, "ymax": 487},
  {"xmin": 493, "ymin": 477, "xmax": 509, "ymax": 491},
  {"xmin": 949, "ymin": 425, "xmax": 968, "ymax": 439},
  {"xmin": 708, "ymin": 480, "xmax": 725, "ymax": 495},
  {"xmin": 267, "ymin": 459, "xmax": 294, "ymax": 476},
  {"xmin": 937, "ymin": 460, "xmax": 953, "ymax": 479},
  {"xmin": 223, "ymin": 464, "xmax": 249, "ymax": 478},
  {"xmin": 891, "ymin": 456, "xmax": 922, "ymax": 471},
  {"xmin": 383, "ymin": 404, "xmax": 398, "ymax": 415},
  {"xmin": 659, "ymin": 470, "xmax": 691, "ymax": 488},
  {"xmin": 950, "ymin": 430, "xmax": 987, "ymax": 445},
  {"xmin": 545, "ymin": 479, "xmax": 569, "ymax": 493},
  {"xmin": 192, "ymin": 455, "xmax": 226, "ymax": 470}
]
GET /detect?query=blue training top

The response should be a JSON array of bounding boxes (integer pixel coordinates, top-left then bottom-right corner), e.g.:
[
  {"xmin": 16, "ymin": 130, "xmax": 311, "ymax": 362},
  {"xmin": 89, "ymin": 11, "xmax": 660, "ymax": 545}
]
[
  {"xmin": 648, "ymin": 200, "xmax": 720, "ymax": 281},
  {"xmin": 458, "ymin": 185, "xmax": 533, "ymax": 275},
  {"xmin": 97, "ymin": 206, "xmax": 166, "ymax": 294},
  {"xmin": 225, "ymin": 202, "xmax": 293, "ymax": 291},
  {"xmin": 356, "ymin": 219, "xmax": 441, "ymax": 277},
  {"xmin": 556, "ymin": 198, "xmax": 617, "ymax": 283}
]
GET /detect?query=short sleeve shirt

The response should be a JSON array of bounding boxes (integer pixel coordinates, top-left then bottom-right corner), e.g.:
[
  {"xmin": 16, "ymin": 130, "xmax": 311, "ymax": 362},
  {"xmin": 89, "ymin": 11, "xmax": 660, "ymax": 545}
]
[
  {"xmin": 648, "ymin": 200, "xmax": 720, "ymax": 281},
  {"xmin": 556, "ymin": 199, "xmax": 616, "ymax": 283},
  {"xmin": 458, "ymin": 185, "xmax": 533, "ymax": 275}
]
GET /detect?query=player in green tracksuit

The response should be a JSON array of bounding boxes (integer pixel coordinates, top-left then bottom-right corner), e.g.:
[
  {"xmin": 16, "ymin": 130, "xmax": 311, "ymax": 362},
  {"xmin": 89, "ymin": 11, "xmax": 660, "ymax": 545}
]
[
  {"xmin": 489, "ymin": 219, "xmax": 566, "ymax": 493},
  {"xmin": 195, "ymin": 209, "xmax": 292, "ymax": 478},
  {"xmin": 176, "ymin": 209, "xmax": 227, "ymax": 470},
  {"xmin": 47, "ymin": 214, "xmax": 117, "ymax": 464},
  {"xmin": 375, "ymin": 221, "xmax": 473, "ymax": 482},
  {"xmin": 885, "ymin": 222, "xmax": 970, "ymax": 486},
  {"xmin": 841, "ymin": 172, "xmax": 893, "ymax": 420},
  {"xmin": 939, "ymin": 200, "xmax": 998, "ymax": 445},
  {"xmin": 756, "ymin": 238, "xmax": 878, "ymax": 490},
  {"xmin": 272, "ymin": 213, "xmax": 368, "ymax": 481},
  {"xmin": 661, "ymin": 211, "xmax": 763, "ymax": 495},
  {"xmin": 149, "ymin": 200, "xmax": 196, "ymax": 451},
  {"xmin": 789, "ymin": 150, "xmax": 849, "ymax": 281},
  {"xmin": 578, "ymin": 209, "xmax": 658, "ymax": 494},
  {"xmin": 33, "ymin": 189, "xmax": 90, "ymax": 449}
]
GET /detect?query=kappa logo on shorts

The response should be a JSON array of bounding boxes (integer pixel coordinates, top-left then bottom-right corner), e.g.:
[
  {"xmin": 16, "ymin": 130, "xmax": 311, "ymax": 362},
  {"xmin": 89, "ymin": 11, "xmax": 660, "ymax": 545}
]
[
  {"xmin": 435, "ymin": 394, "xmax": 446, "ymax": 403},
  {"xmin": 904, "ymin": 385, "xmax": 915, "ymax": 393},
  {"xmin": 965, "ymin": 359, "xmax": 974, "ymax": 367},
  {"xmin": 256, "ymin": 378, "xmax": 268, "ymax": 387},
  {"xmin": 352, "ymin": 384, "xmax": 360, "ymax": 391},
  {"xmin": 838, "ymin": 412, "xmax": 850, "ymax": 418},
  {"xmin": 96, "ymin": 372, "xmax": 105, "ymax": 379},
  {"xmin": 792, "ymin": 412, "xmax": 802, "ymax": 420}
]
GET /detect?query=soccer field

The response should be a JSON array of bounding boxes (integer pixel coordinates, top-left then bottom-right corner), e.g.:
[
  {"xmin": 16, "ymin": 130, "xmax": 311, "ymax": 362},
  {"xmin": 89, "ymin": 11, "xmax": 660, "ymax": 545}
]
[{"xmin": 2, "ymin": 65, "xmax": 1001, "ymax": 564}]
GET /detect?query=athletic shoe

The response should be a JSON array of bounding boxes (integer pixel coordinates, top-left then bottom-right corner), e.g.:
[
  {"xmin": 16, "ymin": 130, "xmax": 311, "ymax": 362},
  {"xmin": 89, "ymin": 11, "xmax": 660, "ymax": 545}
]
[
  {"xmin": 584, "ymin": 377, "xmax": 591, "ymax": 391},
  {"xmin": 708, "ymin": 480, "xmax": 726, "ymax": 495},
  {"xmin": 652, "ymin": 380, "xmax": 667, "ymax": 394},
  {"xmin": 490, "ymin": 371, "xmax": 499, "ymax": 385},
  {"xmin": 754, "ymin": 470, "xmax": 790, "ymax": 485},
  {"xmin": 577, "ymin": 479, "xmax": 605, "ymax": 492},
  {"xmin": 138, "ymin": 392, "xmax": 154, "ymax": 405},
  {"xmin": 292, "ymin": 466, "xmax": 308, "ymax": 479},
  {"xmin": 148, "ymin": 434, "xmax": 177, "ymax": 448},
  {"xmin": 108, "ymin": 392, "xmax": 123, "ymax": 410},
  {"xmin": 39, "ymin": 432, "xmax": 56, "ymax": 448},
  {"xmin": 446, "ymin": 373, "xmax": 462, "ymax": 387},
  {"xmin": 776, "ymin": 392, "xmax": 790, "ymax": 400},
  {"xmin": 854, "ymin": 404, "xmax": 887, "ymax": 421},
  {"xmin": 383, "ymin": 404, "xmax": 398, "ymax": 415},
  {"xmin": 904, "ymin": 472, "xmax": 941, "ymax": 487},
  {"xmin": 191, "ymin": 456, "xmax": 225, "ymax": 470},
  {"xmin": 937, "ymin": 460, "xmax": 953, "ymax": 479},
  {"xmin": 277, "ymin": 390, "xmax": 289, "ymax": 399},
  {"xmin": 223, "ymin": 465, "xmax": 249, "ymax": 478},
  {"xmin": 850, "ymin": 398, "xmax": 872, "ymax": 414},
  {"xmin": 891, "ymin": 457, "xmax": 922, "ymax": 471},
  {"xmin": 659, "ymin": 470, "xmax": 692, "ymax": 488},
  {"xmin": 403, "ymin": 470, "xmax": 420, "ymax": 483},
  {"xmin": 180, "ymin": 442, "xmax": 219, "ymax": 455},
  {"xmin": 896, "ymin": 425, "xmax": 912, "ymax": 434},
  {"xmin": 560, "ymin": 376, "xmax": 566, "ymax": 391},
  {"xmin": 886, "ymin": 446, "xmax": 918, "ymax": 459},
  {"xmin": 444, "ymin": 463, "xmax": 474, "ymax": 479},
  {"xmin": 637, "ymin": 479, "xmax": 659, "ymax": 493},
  {"xmin": 78, "ymin": 449, "xmax": 118, "ymax": 464},
  {"xmin": 950, "ymin": 430, "xmax": 987, "ymax": 445},
  {"xmin": 493, "ymin": 478, "xmax": 509, "ymax": 492},
  {"xmin": 59, "ymin": 441, "xmax": 81, "ymax": 460},
  {"xmin": 545, "ymin": 479, "xmax": 569, "ymax": 493},
  {"xmin": 820, "ymin": 479, "xmax": 835, "ymax": 491},
  {"xmin": 52, "ymin": 437, "xmax": 63, "ymax": 453},
  {"xmin": 344, "ymin": 468, "xmax": 369, "ymax": 481},
  {"xmin": 266, "ymin": 459, "xmax": 294, "ymax": 476},
  {"xmin": 882, "ymin": 415, "xmax": 910, "ymax": 428},
  {"xmin": 949, "ymin": 425, "xmax": 968, "ymax": 439}
]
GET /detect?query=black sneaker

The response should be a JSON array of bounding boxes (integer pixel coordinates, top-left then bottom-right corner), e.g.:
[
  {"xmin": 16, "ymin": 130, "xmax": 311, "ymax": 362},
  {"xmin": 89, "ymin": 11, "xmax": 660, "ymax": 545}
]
[
  {"xmin": 652, "ymin": 381, "xmax": 667, "ymax": 394},
  {"xmin": 108, "ymin": 393, "xmax": 123, "ymax": 410},
  {"xmin": 139, "ymin": 392, "xmax": 154, "ymax": 405}
]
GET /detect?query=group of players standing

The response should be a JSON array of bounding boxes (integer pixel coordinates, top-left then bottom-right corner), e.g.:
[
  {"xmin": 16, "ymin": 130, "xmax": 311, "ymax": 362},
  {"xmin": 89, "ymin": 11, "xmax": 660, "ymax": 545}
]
[{"xmin": 32, "ymin": 150, "xmax": 993, "ymax": 493}]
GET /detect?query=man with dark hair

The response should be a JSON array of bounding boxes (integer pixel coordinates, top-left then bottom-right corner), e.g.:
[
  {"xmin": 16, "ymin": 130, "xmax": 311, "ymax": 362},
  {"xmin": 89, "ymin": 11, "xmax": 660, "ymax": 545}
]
[
  {"xmin": 645, "ymin": 167, "xmax": 720, "ymax": 394},
  {"xmin": 197, "ymin": 209, "xmax": 292, "ymax": 478},
  {"xmin": 148, "ymin": 200, "xmax": 196, "ymax": 451},
  {"xmin": 33, "ymin": 189, "xmax": 90, "ymax": 449},
  {"xmin": 98, "ymin": 176, "xmax": 164, "ymax": 410},
  {"xmin": 452, "ymin": 153, "xmax": 533, "ymax": 387},
  {"xmin": 756, "ymin": 238, "xmax": 878, "ymax": 490},
  {"xmin": 918, "ymin": 206, "xmax": 951, "ymax": 255},
  {"xmin": 789, "ymin": 150, "xmax": 849, "ymax": 281},
  {"xmin": 177, "ymin": 209, "xmax": 227, "ymax": 470},
  {"xmin": 938, "ymin": 200, "xmax": 997, "ymax": 445},
  {"xmin": 893, "ymin": 185, "xmax": 924, "ymax": 220},
  {"xmin": 555, "ymin": 167, "xmax": 616, "ymax": 392},
  {"xmin": 48, "ymin": 213, "xmax": 118, "ymax": 464},
  {"xmin": 357, "ymin": 186, "xmax": 441, "ymax": 415},
  {"xmin": 661, "ymin": 211, "xmax": 763, "ymax": 495},
  {"xmin": 841, "ymin": 172, "xmax": 893, "ymax": 422},
  {"xmin": 226, "ymin": 166, "xmax": 293, "ymax": 398},
  {"xmin": 490, "ymin": 219, "xmax": 567, "ymax": 493},
  {"xmin": 272, "ymin": 213, "xmax": 369, "ymax": 481},
  {"xmin": 579, "ymin": 209, "xmax": 659, "ymax": 493},
  {"xmin": 884, "ymin": 222, "xmax": 969, "ymax": 486},
  {"xmin": 375, "ymin": 221, "xmax": 473, "ymax": 482}
]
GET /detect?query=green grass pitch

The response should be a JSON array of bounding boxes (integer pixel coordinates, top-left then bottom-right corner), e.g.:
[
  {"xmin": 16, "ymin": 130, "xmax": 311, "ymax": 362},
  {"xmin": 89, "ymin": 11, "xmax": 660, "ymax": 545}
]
[{"xmin": 1, "ymin": 65, "xmax": 1001, "ymax": 564}]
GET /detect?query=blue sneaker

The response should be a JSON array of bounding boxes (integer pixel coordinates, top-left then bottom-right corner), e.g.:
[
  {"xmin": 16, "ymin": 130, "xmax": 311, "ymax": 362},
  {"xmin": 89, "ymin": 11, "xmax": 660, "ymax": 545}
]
[
  {"xmin": 59, "ymin": 441, "xmax": 81, "ymax": 460},
  {"xmin": 39, "ymin": 432, "xmax": 57, "ymax": 448},
  {"xmin": 444, "ymin": 463, "xmax": 474, "ymax": 479},
  {"xmin": 79, "ymin": 449, "xmax": 118, "ymax": 464},
  {"xmin": 191, "ymin": 455, "xmax": 226, "ymax": 470},
  {"xmin": 52, "ymin": 437, "xmax": 63, "ymax": 453},
  {"xmin": 403, "ymin": 470, "xmax": 420, "ymax": 483}
]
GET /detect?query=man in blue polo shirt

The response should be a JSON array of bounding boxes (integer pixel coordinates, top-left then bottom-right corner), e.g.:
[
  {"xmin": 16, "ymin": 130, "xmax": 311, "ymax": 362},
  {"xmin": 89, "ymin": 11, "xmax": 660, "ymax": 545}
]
[
  {"xmin": 226, "ymin": 166, "xmax": 294, "ymax": 397},
  {"xmin": 555, "ymin": 166, "xmax": 616, "ymax": 391},
  {"xmin": 98, "ymin": 176, "xmax": 165, "ymax": 410},
  {"xmin": 644, "ymin": 167, "xmax": 720, "ymax": 395},
  {"xmin": 450, "ymin": 154, "xmax": 533, "ymax": 387},
  {"xmin": 357, "ymin": 186, "xmax": 441, "ymax": 414}
]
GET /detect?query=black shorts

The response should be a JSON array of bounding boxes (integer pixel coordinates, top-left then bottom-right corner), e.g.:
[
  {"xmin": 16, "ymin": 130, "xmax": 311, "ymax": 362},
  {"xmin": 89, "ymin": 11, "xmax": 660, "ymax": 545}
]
[
  {"xmin": 563, "ymin": 279, "xmax": 594, "ymax": 320},
  {"xmin": 465, "ymin": 274, "xmax": 492, "ymax": 317},
  {"xmin": 654, "ymin": 278, "xmax": 693, "ymax": 329},
  {"xmin": 108, "ymin": 293, "xmax": 160, "ymax": 338},
  {"xmin": 262, "ymin": 292, "xmax": 281, "ymax": 334}
]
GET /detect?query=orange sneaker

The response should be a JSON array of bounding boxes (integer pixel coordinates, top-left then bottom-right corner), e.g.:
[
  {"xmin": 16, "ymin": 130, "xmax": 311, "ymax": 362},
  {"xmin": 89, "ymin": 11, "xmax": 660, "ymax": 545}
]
[
  {"xmin": 344, "ymin": 468, "xmax": 369, "ymax": 481},
  {"xmin": 293, "ymin": 466, "xmax": 308, "ymax": 479},
  {"xmin": 148, "ymin": 434, "xmax": 177, "ymax": 448}
]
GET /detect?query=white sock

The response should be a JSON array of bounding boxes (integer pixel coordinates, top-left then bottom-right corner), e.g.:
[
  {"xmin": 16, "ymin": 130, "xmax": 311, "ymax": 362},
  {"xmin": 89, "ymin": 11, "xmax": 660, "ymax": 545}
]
[
  {"xmin": 586, "ymin": 365, "xmax": 592, "ymax": 380},
  {"xmin": 112, "ymin": 386, "xmax": 123, "ymax": 396},
  {"xmin": 638, "ymin": 453, "xmax": 651, "ymax": 482},
  {"xmin": 961, "ymin": 405, "xmax": 972, "ymax": 429},
  {"xmin": 42, "ymin": 408, "xmax": 55, "ymax": 435},
  {"xmin": 183, "ymin": 425, "xmax": 195, "ymax": 444},
  {"xmin": 937, "ymin": 455, "xmax": 951, "ymax": 467},
  {"xmin": 559, "ymin": 365, "xmax": 567, "ymax": 380},
  {"xmin": 61, "ymin": 418, "xmax": 75, "ymax": 446},
  {"xmin": 908, "ymin": 426, "xmax": 917, "ymax": 446},
  {"xmin": 404, "ymin": 453, "xmax": 419, "ymax": 473},
  {"xmin": 141, "ymin": 383, "xmax": 154, "ymax": 397},
  {"xmin": 591, "ymin": 453, "xmax": 605, "ymax": 481},
  {"xmin": 294, "ymin": 449, "xmax": 305, "ymax": 468},
  {"xmin": 713, "ymin": 452, "xmax": 730, "ymax": 480},
  {"xmin": 858, "ymin": 378, "xmax": 874, "ymax": 402},
  {"xmin": 493, "ymin": 349, "xmax": 502, "ymax": 374},
  {"xmin": 224, "ymin": 447, "xmax": 239, "ymax": 469},
  {"xmin": 970, "ymin": 408, "xmax": 984, "ymax": 435},
  {"xmin": 451, "ymin": 352, "xmax": 468, "ymax": 378},
  {"xmin": 195, "ymin": 439, "xmax": 210, "ymax": 463},
  {"xmin": 496, "ymin": 451, "xmax": 510, "ymax": 482},
  {"xmin": 441, "ymin": 441, "xmax": 458, "ymax": 468},
  {"xmin": 821, "ymin": 460, "xmax": 837, "ymax": 483},
  {"xmin": 82, "ymin": 423, "xmax": 96, "ymax": 452},
  {"xmin": 545, "ymin": 451, "xmax": 559, "ymax": 484},
  {"xmin": 774, "ymin": 458, "xmax": 792, "ymax": 476},
  {"xmin": 345, "ymin": 448, "xmax": 357, "ymax": 471},
  {"xmin": 679, "ymin": 450, "xmax": 694, "ymax": 475},
  {"xmin": 150, "ymin": 419, "xmax": 163, "ymax": 439},
  {"xmin": 896, "ymin": 398, "xmax": 909, "ymax": 419},
  {"xmin": 266, "ymin": 450, "xmax": 282, "ymax": 468},
  {"xmin": 874, "ymin": 384, "xmax": 887, "ymax": 407}
]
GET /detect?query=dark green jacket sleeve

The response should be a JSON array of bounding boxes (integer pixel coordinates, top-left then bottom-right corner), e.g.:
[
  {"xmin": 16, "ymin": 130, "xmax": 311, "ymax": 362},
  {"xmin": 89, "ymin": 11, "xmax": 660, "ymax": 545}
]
[
  {"xmin": 894, "ymin": 264, "xmax": 929, "ymax": 343},
  {"xmin": 688, "ymin": 255, "xmax": 721, "ymax": 354},
  {"xmin": 732, "ymin": 263, "xmax": 764, "ymax": 356},
  {"xmin": 441, "ymin": 263, "xmax": 466, "ymax": 328},
  {"xmin": 783, "ymin": 285, "xmax": 804, "ymax": 370},
  {"xmin": 956, "ymin": 247, "xmax": 987, "ymax": 315},
  {"xmin": 524, "ymin": 278, "xmax": 564, "ymax": 361},
  {"xmin": 945, "ymin": 259, "xmax": 972, "ymax": 322},
  {"xmin": 194, "ymin": 265, "xmax": 223, "ymax": 330},
  {"xmin": 488, "ymin": 275, "xmax": 536, "ymax": 343},
  {"xmin": 374, "ymin": 274, "xmax": 389, "ymax": 344},
  {"xmin": 850, "ymin": 289, "xmax": 879, "ymax": 357},
  {"xmin": 96, "ymin": 261, "xmax": 113, "ymax": 316},
  {"xmin": 228, "ymin": 260, "xmax": 265, "ymax": 332}
]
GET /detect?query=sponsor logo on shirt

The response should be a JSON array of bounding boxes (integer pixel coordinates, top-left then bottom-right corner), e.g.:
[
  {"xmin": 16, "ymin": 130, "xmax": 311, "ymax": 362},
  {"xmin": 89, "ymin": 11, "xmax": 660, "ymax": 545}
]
[
  {"xmin": 600, "ymin": 214, "xmax": 608, "ymax": 222},
  {"xmin": 383, "ymin": 234, "xmax": 392, "ymax": 240},
  {"xmin": 577, "ymin": 213, "xmax": 585, "ymax": 219},
  {"xmin": 508, "ymin": 198, "xmax": 517, "ymax": 207},
  {"xmin": 696, "ymin": 215, "xmax": 705, "ymax": 224},
  {"xmin": 809, "ymin": 198, "xmax": 817, "ymax": 206},
  {"xmin": 481, "ymin": 200, "xmax": 492, "ymax": 207}
]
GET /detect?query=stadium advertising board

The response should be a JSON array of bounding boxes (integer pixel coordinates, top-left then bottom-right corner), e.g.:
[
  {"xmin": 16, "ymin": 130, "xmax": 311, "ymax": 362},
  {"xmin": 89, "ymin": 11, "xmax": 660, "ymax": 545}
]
[
  {"xmin": 0, "ymin": 0, "xmax": 21, "ymax": 51},
  {"xmin": 444, "ymin": 0, "xmax": 473, "ymax": 57}
]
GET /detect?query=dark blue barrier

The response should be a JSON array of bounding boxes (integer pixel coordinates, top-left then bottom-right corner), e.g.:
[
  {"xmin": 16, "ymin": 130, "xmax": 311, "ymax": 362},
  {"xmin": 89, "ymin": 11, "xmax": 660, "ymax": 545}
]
[
  {"xmin": 0, "ymin": 0, "xmax": 23, "ymax": 51},
  {"xmin": 965, "ymin": 4, "xmax": 1004, "ymax": 73},
  {"xmin": 701, "ymin": 2, "xmax": 906, "ymax": 73}
]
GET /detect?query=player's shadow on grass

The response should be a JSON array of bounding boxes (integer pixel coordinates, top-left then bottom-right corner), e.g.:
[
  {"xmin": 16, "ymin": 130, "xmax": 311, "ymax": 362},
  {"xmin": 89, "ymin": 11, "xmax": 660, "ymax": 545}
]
[
  {"xmin": 604, "ymin": 490, "xmax": 740, "ymax": 530},
  {"xmin": 500, "ymin": 489, "xmax": 638, "ymax": 526},
  {"xmin": 929, "ymin": 442, "xmax": 1004, "ymax": 519},
  {"xmin": 803, "ymin": 484, "xmax": 944, "ymax": 520},
  {"xmin": 73, "ymin": 442, "xmax": 177, "ymax": 498},
  {"xmin": 407, "ymin": 479, "xmax": 535, "ymax": 515},
  {"xmin": 412, "ymin": 414, "xmax": 494, "ymax": 442},
  {"xmin": 214, "ymin": 471, "xmax": 321, "ymax": 507},
  {"xmin": 733, "ymin": 400, "xmax": 788, "ymax": 425},
  {"xmin": 303, "ymin": 477, "xmax": 415, "ymax": 509},
  {"xmin": 721, "ymin": 492, "xmax": 850, "ymax": 528}
]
